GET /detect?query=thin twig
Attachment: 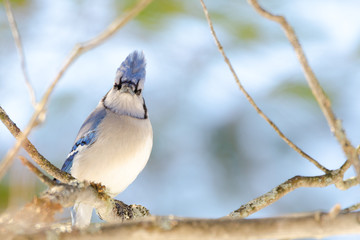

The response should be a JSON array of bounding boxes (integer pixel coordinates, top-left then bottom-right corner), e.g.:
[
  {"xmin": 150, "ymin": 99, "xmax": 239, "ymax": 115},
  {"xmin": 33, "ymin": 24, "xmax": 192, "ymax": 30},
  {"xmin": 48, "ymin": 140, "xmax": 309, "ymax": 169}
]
[
  {"xmin": 77, "ymin": 0, "xmax": 153, "ymax": 53},
  {"xmin": 229, "ymin": 157, "xmax": 355, "ymax": 217},
  {"xmin": 328, "ymin": 204, "xmax": 341, "ymax": 219},
  {"xmin": 4, "ymin": 0, "xmax": 36, "ymax": 107},
  {"xmin": 0, "ymin": 0, "xmax": 153, "ymax": 181},
  {"xmin": 18, "ymin": 156, "xmax": 55, "ymax": 186},
  {"xmin": 336, "ymin": 176, "xmax": 358, "ymax": 190},
  {"xmin": 199, "ymin": 0, "xmax": 329, "ymax": 173},
  {"xmin": 229, "ymin": 171, "xmax": 347, "ymax": 218},
  {"xmin": 247, "ymin": 0, "xmax": 360, "ymax": 179},
  {"xmin": 0, "ymin": 106, "xmax": 73, "ymax": 183},
  {"xmin": 341, "ymin": 203, "xmax": 360, "ymax": 214}
]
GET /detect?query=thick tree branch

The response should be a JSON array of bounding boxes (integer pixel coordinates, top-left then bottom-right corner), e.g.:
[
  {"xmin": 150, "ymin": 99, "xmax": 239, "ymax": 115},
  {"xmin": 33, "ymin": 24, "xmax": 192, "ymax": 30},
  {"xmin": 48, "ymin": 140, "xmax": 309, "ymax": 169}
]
[
  {"xmin": 199, "ymin": 0, "xmax": 329, "ymax": 174},
  {"xmin": 247, "ymin": 0, "xmax": 360, "ymax": 179},
  {"xmin": 5, "ymin": 212, "xmax": 360, "ymax": 240},
  {"xmin": 0, "ymin": 0, "xmax": 153, "ymax": 181}
]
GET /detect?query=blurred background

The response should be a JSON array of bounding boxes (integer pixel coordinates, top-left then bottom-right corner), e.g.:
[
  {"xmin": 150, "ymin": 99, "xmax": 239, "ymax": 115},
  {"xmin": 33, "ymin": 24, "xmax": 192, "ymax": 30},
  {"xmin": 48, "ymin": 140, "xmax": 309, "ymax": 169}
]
[{"xmin": 0, "ymin": 0, "xmax": 360, "ymax": 237}]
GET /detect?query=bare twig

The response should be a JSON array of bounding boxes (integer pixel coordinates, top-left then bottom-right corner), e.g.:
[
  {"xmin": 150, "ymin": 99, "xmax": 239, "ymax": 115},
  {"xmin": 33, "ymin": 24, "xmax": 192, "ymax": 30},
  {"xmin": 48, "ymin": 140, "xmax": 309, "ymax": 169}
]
[
  {"xmin": 229, "ymin": 158, "xmax": 355, "ymax": 218},
  {"xmin": 0, "ymin": 0, "xmax": 153, "ymax": 181},
  {"xmin": 229, "ymin": 174, "xmax": 331, "ymax": 218},
  {"xmin": 200, "ymin": 0, "xmax": 359, "ymax": 219},
  {"xmin": 199, "ymin": 0, "xmax": 329, "ymax": 173},
  {"xmin": 341, "ymin": 203, "xmax": 360, "ymax": 214},
  {"xmin": 336, "ymin": 176, "xmax": 359, "ymax": 190},
  {"xmin": 0, "ymin": 106, "xmax": 73, "ymax": 183},
  {"xmin": 334, "ymin": 159, "xmax": 358, "ymax": 190},
  {"xmin": 76, "ymin": 0, "xmax": 153, "ymax": 53},
  {"xmin": 229, "ymin": 168, "xmax": 354, "ymax": 218},
  {"xmin": 247, "ymin": 0, "xmax": 360, "ymax": 178},
  {"xmin": 18, "ymin": 156, "xmax": 55, "ymax": 187},
  {"xmin": 328, "ymin": 204, "xmax": 341, "ymax": 219},
  {"xmin": 4, "ymin": 0, "xmax": 36, "ymax": 107}
]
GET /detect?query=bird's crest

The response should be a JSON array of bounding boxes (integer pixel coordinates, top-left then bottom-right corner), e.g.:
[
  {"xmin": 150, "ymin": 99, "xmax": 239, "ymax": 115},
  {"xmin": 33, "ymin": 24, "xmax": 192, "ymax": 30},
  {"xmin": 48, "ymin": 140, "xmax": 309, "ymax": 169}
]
[{"xmin": 115, "ymin": 51, "xmax": 146, "ymax": 85}]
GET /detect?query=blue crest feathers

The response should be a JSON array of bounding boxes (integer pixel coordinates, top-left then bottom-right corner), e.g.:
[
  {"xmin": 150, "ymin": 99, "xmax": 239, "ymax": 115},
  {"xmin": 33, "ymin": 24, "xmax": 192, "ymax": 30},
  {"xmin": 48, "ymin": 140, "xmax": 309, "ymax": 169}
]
[{"xmin": 115, "ymin": 51, "xmax": 146, "ymax": 85}]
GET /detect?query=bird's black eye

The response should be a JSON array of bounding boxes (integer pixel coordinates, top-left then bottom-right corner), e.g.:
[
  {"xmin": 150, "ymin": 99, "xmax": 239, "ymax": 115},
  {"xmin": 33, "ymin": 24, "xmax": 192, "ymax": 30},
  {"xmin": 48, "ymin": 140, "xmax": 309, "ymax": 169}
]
[
  {"xmin": 114, "ymin": 84, "xmax": 121, "ymax": 90},
  {"xmin": 135, "ymin": 89, "xmax": 142, "ymax": 95}
]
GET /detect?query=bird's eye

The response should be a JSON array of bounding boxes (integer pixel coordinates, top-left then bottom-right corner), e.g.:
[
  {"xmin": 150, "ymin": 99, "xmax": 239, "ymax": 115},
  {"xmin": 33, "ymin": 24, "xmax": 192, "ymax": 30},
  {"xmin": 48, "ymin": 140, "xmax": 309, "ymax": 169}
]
[
  {"xmin": 114, "ymin": 84, "xmax": 121, "ymax": 90},
  {"xmin": 135, "ymin": 89, "xmax": 142, "ymax": 95}
]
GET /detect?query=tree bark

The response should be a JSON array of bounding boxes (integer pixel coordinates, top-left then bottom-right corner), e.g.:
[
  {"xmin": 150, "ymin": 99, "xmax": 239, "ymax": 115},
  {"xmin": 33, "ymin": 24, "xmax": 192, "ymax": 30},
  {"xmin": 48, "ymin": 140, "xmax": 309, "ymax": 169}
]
[{"xmin": 7, "ymin": 212, "xmax": 360, "ymax": 240}]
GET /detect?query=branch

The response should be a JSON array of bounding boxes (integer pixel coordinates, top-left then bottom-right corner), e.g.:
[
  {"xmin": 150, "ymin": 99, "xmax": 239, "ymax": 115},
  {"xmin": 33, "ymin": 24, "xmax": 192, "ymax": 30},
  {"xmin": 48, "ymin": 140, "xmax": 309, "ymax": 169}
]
[
  {"xmin": 1, "ymin": 90, "xmax": 150, "ymax": 225},
  {"xmin": 341, "ymin": 202, "xmax": 360, "ymax": 214},
  {"xmin": 0, "ymin": 106, "xmax": 73, "ymax": 183},
  {"xmin": 230, "ymin": 158, "xmax": 356, "ymax": 217},
  {"xmin": 4, "ymin": 0, "xmax": 36, "ymax": 107},
  {"xmin": 18, "ymin": 156, "xmax": 55, "ymax": 187},
  {"xmin": 0, "ymin": 182, "xmax": 150, "ymax": 236},
  {"xmin": 0, "ymin": 0, "xmax": 153, "ymax": 181},
  {"xmin": 199, "ymin": 0, "xmax": 360, "ymax": 220},
  {"xmin": 229, "ymin": 174, "xmax": 333, "ymax": 218},
  {"xmin": 247, "ymin": 0, "xmax": 360, "ymax": 179},
  {"xmin": 16, "ymin": 153, "xmax": 150, "ymax": 225},
  {"xmin": 43, "ymin": 182, "xmax": 150, "ymax": 222},
  {"xmin": 0, "ymin": 156, "xmax": 149, "ymax": 233},
  {"xmin": 76, "ymin": 0, "xmax": 153, "ymax": 53},
  {"xmin": 6, "ymin": 212, "xmax": 360, "ymax": 240},
  {"xmin": 199, "ymin": 0, "xmax": 329, "ymax": 173}
]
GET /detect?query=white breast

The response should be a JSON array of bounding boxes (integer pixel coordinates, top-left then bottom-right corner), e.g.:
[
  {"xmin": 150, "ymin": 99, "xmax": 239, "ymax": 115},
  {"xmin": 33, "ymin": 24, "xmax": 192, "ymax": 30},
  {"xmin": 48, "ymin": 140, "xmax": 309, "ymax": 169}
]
[{"xmin": 70, "ymin": 110, "xmax": 153, "ymax": 197}]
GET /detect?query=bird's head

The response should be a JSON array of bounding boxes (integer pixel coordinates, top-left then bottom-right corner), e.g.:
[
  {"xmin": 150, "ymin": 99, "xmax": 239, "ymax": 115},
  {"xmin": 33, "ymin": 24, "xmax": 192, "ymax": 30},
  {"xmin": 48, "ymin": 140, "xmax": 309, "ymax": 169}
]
[
  {"xmin": 114, "ymin": 50, "xmax": 146, "ymax": 96},
  {"xmin": 103, "ymin": 51, "xmax": 148, "ymax": 119}
]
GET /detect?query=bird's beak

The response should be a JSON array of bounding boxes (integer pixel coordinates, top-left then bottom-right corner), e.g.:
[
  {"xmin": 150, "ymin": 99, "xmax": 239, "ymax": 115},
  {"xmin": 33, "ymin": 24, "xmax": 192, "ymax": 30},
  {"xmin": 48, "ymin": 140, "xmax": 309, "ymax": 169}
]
[{"xmin": 119, "ymin": 83, "xmax": 135, "ymax": 96}]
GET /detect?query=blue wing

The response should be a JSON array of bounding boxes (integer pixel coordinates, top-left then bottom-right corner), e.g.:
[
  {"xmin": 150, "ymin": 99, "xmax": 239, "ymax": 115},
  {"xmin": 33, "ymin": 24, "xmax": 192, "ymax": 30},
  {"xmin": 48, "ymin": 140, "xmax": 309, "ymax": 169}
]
[
  {"xmin": 61, "ymin": 105, "xmax": 107, "ymax": 173},
  {"xmin": 61, "ymin": 130, "xmax": 96, "ymax": 173}
]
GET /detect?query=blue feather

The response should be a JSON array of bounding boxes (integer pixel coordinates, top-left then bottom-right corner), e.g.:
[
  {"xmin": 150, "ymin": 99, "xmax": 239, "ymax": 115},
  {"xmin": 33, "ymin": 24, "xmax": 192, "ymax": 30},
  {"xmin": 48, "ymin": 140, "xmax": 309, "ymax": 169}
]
[
  {"xmin": 61, "ymin": 106, "xmax": 107, "ymax": 174},
  {"xmin": 71, "ymin": 131, "xmax": 97, "ymax": 152},
  {"xmin": 61, "ymin": 151, "xmax": 77, "ymax": 173},
  {"xmin": 75, "ymin": 107, "xmax": 106, "ymax": 142},
  {"xmin": 116, "ymin": 51, "xmax": 146, "ymax": 85},
  {"xmin": 61, "ymin": 130, "xmax": 97, "ymax": 173}
]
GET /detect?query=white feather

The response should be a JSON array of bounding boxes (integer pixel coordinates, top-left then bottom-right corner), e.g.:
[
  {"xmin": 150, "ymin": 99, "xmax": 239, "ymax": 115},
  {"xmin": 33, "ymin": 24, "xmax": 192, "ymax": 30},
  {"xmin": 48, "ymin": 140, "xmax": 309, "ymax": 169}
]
[
  {"xmin": 70, "ymin": 110, "xmax": 153, "ymax": 196},
  {"xmin": 104, "ymin": 89, "xmax": 146, "ymax": 119}
]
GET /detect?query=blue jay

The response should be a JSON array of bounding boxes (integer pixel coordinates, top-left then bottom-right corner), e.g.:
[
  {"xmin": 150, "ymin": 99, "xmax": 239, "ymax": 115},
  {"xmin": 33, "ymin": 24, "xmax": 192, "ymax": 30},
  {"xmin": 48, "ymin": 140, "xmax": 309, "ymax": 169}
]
[{"xmin": 60, "ymin": 51, "xmax": 153, "ymax": 227}]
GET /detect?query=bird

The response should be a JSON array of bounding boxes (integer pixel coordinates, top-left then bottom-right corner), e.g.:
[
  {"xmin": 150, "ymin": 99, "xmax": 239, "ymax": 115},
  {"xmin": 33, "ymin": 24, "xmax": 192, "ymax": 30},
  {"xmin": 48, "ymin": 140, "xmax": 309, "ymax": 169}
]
[{"xmin": 60, "ymin": 51, "xmax": 153, "ymax": 227}]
